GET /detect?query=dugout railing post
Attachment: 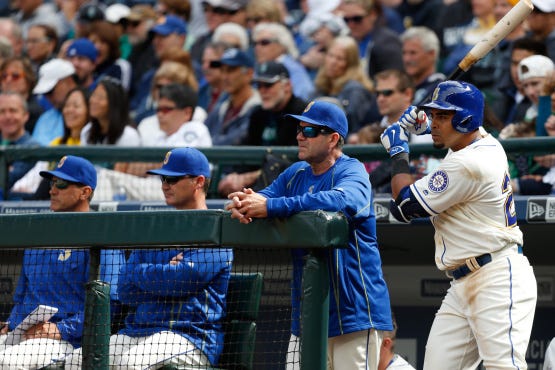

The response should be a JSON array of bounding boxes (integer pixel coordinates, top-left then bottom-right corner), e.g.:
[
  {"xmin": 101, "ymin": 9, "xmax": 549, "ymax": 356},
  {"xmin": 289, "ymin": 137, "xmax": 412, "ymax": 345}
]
[
  {"xmin": 301, "ymin": 250, "xmax": 329, "ymax": 370},
  {"xmin": 0, "ymin": 210, "xmax": 349, "ymax": 370}
]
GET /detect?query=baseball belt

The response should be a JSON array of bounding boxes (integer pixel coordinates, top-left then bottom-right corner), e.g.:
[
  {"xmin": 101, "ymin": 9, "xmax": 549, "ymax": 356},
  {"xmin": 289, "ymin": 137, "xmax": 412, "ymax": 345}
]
[{"xmin": 451, "ymin": 245, "xmax": 523, "ymax": 280}]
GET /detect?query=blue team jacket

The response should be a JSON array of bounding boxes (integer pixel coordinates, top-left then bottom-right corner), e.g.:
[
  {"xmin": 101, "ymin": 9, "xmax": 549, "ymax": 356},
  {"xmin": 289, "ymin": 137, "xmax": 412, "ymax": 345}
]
[
  {"xmin": 260, "ymin": 154, "xmax": 393, "ymax": 337},
  {"xmin": 117, "ymin": 248, "xmax": 233, "ymax": 366},
  {"xmin": 7, "ymin": 249, "xmax": 125, "ymax": 348}
]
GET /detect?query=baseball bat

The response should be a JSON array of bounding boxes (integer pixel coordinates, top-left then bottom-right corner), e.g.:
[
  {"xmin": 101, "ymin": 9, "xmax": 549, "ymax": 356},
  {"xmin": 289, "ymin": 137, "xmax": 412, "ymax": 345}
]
[{"xmin": 447, "ymin": 0, "xmax": 534, "ymax": 81}]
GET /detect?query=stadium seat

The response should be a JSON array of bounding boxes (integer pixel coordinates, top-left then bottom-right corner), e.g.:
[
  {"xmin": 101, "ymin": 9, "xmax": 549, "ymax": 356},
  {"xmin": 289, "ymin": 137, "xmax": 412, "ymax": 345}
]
[{"xmin": 160, "ymin": 271, "xmax": 264, "ymax": 370}]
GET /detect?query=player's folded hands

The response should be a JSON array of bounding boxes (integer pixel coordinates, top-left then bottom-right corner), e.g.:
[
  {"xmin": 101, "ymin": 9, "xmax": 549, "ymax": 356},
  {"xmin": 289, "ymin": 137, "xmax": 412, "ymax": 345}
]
[
  {"xmin": 399, "ymin": 105, "xmax": 431, "ymax": 135},
  {"xmin": 380, "ymin": 123, "xmax": 409, "ymax": 158}
]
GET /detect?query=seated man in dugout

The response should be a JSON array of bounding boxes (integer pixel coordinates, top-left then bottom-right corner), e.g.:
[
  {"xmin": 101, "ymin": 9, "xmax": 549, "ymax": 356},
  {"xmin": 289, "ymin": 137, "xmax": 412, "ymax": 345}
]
[
  {"xmin": 0, "ymin": 155, "xmax": 125, "ymax": 369},
  {"xmin": 65, "ymin": 147, "xmax": 233, "ymax": 369}
]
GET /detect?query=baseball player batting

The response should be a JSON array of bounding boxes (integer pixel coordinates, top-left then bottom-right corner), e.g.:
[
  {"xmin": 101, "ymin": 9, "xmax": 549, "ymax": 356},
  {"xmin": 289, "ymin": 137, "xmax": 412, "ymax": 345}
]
[{"xmin": 380, "ymin": 81, "xmax": 537, "ymax": 369}]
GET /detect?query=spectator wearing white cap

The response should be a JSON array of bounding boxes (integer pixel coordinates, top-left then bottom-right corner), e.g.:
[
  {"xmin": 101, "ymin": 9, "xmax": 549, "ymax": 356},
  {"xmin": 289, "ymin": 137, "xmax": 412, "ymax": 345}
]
[
  {"xmin": 105, "ymin": 3, "xmax": 132, "ymax": 60},
  {"xmin": 517, "ymin": 54, "xmax": 555, "ymax": 131},
  {"xmin": 31, "ymin": 58, "xmax": 78, "ymax": 146},
  {"xmin": 528, "ymin": 0, "xmax": 555, "ymax": 61}
]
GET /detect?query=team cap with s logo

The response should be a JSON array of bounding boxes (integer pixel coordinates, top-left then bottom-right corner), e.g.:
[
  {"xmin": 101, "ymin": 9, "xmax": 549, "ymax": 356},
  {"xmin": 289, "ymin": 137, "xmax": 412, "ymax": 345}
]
[{"xmin": 147, "ymin": 148, "xmax": 211, "ymax": 177}]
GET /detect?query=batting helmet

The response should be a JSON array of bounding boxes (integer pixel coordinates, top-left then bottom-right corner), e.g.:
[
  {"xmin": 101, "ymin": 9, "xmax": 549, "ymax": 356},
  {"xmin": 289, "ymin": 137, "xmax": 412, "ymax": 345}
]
[{"xmin": 420, "ymin": 81, "xmax": 484, "ymax": 133}]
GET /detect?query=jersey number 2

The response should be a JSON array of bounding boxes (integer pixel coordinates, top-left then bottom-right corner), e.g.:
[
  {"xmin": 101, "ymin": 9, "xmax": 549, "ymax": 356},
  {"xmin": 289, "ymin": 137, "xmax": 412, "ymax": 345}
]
[{"xmin": 503, "ymin": 172, "xmax": 517, "ymax": 227}]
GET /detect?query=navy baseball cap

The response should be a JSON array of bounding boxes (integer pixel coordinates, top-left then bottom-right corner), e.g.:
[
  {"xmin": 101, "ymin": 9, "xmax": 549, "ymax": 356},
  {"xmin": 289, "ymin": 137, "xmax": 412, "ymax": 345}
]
[
  {"xmin": 66, "ymin": 38, "xmax": 98, "ymax": 62},
  {"xmin": 147, "ymin": 148, "xmax": 211, "ymax": 178},
  {"xmin": 217, "ymin": 48, "xmax": 254, "ymax": 68},
  {"xmin": 150, "ymin": 15, "xmax": 187, "ymax": 36},
  {"xmin": 254, "ymin": 61, "xmax": 289, "ymax": 83},
  {"xmin": 287, "ymin": 100, "xmax": 348, "ymax": 139},
  {"xmin": 40, "ymin": 155, "xmax": 97, "ymax": 190}
]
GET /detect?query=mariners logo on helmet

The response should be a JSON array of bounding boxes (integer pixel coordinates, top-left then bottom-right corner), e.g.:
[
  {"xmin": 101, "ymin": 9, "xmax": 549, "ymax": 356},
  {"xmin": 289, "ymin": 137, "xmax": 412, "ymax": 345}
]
[{"xmin": 421, "ymin": 81, "xmax": 484, "ymax": 133}]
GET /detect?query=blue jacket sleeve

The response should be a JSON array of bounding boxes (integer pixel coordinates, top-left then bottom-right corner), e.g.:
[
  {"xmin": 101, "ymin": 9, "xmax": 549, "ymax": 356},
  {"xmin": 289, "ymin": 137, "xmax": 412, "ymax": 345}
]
[
  {"xmin": 118, "ymin": 249, "xmax": 230, "ymax": 301},
  {"xmin": 55, "ymin": 312, "xmax": 84, "ymax": 345},
  {"xmin": 262, "ymin": 159, "xmax": 372, "ymax": 221},
  {"xmin": 99, "ymin": 249, "xmax": 126, "ymax": 301}
]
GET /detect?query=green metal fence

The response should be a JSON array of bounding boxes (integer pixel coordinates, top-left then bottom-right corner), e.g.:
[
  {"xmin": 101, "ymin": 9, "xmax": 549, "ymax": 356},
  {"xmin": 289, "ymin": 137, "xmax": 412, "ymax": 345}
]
[
  {"xmin": 0, "ymin": 210, "xmax": 348, "ymax": 370},
  {"xmin": 2, "ymin": 136, "xmax": 554, "ymax": 199}
]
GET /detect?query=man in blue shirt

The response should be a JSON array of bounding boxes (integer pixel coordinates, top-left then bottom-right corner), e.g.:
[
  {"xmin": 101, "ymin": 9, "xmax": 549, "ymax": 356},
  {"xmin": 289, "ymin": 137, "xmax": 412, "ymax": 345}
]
[
  {"xmin": 65, "ymin": 148, "xmax": 233, "ymax": 369},
  {"xmin": 226, "ymin": 100, "xmax": 393, "ymax": 369},
  {"xmin": 0, "ymin": 155, "xmax": 125, "ymax": 369}
]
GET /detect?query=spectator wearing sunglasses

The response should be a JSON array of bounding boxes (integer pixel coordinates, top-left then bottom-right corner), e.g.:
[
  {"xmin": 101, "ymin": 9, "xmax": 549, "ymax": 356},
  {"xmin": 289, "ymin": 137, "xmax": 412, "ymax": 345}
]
[
  {"xmin": 24, "ymin": 24, "xmax": 58, "ymax": 75},
  {"xmin": 252, "ymin": 22, "xmax": 315, "ymax": 101},
  {"xmin": 66, "ymin": 148, "xmax": 233, "ymax": 369},
  {"xmin": 336, "ymin": 0, "xmax": 403, "ymax": 79},
  {"xmin": 0, "ymin": 155, "xmax": 125, "ymax": 369},
  {"xmin": 217, "ymin": 61, "xmax": 306, "ymax": 196},
  {"xmin": 125, "ymin": 83, "xmax": 211, "ymax": 177},
  {"xmin": 225, "ymin": 100, "xmax": 393, "ymax": 370},
  {"xmin": 0, "ymin": 56, "xmax": 43, "ymax": 133}
]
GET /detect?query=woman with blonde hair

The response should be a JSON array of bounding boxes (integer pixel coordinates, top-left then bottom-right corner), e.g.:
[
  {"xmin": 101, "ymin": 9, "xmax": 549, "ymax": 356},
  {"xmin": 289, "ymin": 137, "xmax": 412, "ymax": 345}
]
[{"xmin": 313, "ymin": 35, "xmax": 380, "ymax": 132}]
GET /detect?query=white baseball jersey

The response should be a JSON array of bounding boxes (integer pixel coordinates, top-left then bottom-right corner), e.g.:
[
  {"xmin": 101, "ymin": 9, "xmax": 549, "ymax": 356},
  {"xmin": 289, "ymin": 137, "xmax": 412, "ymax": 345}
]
[{"xmin": 410, "ymin": 132, "xmax": 523, "ymax": 270}]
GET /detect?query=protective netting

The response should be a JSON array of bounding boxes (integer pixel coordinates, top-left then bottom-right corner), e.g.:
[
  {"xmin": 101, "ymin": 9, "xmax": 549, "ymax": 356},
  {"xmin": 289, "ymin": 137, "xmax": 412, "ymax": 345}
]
[{"xmin": 0, "ymin": 247, "xmax": 297, "ymax": 369}]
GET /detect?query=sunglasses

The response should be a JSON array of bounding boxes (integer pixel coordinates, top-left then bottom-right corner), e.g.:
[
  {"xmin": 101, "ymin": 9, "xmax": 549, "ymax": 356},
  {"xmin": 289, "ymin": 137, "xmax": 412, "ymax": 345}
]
[
  {"xmin": 376, "ymin": 89, "xmax": 396, "ymax": 97},
  {"xmin": 297, "ymin": 125, "xmax": 333, "ymax": 138},
  {"xmin": 343, "ymin": 15, "xmax": 365, "ymax": 24},
  {"xmin": 50, "ymin": 179, "xmax": 79, "ymax": 190},
  {"xmin": 156, "ymin": 106, "xmax": 178, "ymax": 114},
  {"xmin": 160, "ymin": 175, "xmax": 194, "ymax": 185},
  {"xmin": 127, "ymin": 20, "xmax": 141, "ymax": 28},
  {"xmin": 256, "ymin": 81, "xmax": 279, "ymax": 89},
  {"xmin": 1, "ymin": 72, "xmax": 24, "ymax": 81},
  {"xmin": 203, "ymin": 4, "xmax": 238, "ymax": 15},
  {"xmin": 253, "ymin": 38, "xmax": 278, "ymax": 47}
]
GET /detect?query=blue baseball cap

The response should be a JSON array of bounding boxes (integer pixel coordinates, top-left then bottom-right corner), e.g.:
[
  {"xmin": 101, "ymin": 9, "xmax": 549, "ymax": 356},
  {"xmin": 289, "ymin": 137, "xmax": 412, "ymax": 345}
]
[
  {"xmin": 218, "ymin": 48, "xmax": 254, "ymax": 68},
  {"xmin": 147, "ymin": 148, "xmax": 211, "ymax": 177},
  {"xmin": 150, "ymin": 15, "xmax": 187, "ymax": 36},
  {"xmin": 40, "ymin": 155, "xmax": 97, "ymax": 190},
  {"xmin": 66, "ymin": 38, "xmax": 98, "ymax": 62},
  {"xmin": 287, "ymin": 100, "xmax": 348, "ymax": 139}
]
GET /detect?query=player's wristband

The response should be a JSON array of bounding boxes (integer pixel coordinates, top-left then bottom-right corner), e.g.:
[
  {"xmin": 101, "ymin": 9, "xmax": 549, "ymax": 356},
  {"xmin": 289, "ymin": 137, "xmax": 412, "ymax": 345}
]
[{"xmin": 391, "ymin": 152, "xmax": 410, "ymax": 176}]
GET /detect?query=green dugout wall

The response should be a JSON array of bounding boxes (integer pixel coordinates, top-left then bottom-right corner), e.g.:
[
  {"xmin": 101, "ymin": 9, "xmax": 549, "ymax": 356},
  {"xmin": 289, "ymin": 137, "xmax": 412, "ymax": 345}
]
[{"xmin": 0, "ymin": 210, "xmax": 348, "ymax": 370}]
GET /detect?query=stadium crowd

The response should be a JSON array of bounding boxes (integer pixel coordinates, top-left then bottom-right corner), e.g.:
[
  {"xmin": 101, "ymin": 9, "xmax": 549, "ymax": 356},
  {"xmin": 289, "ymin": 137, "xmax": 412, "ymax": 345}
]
[{"xmin": 0, "ymin": 0, "xmax": 553, "ymax": 200}]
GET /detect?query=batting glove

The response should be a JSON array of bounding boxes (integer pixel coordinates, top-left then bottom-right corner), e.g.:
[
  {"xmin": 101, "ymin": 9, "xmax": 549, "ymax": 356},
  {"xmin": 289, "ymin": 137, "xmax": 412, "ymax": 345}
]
[
  {"xmin": 380, "ymin": 123, "xmax": 409, "ymax": 157},
  {"xmin": 399, "ymin": 105, "xmax": 431, "ymax": 135}
]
